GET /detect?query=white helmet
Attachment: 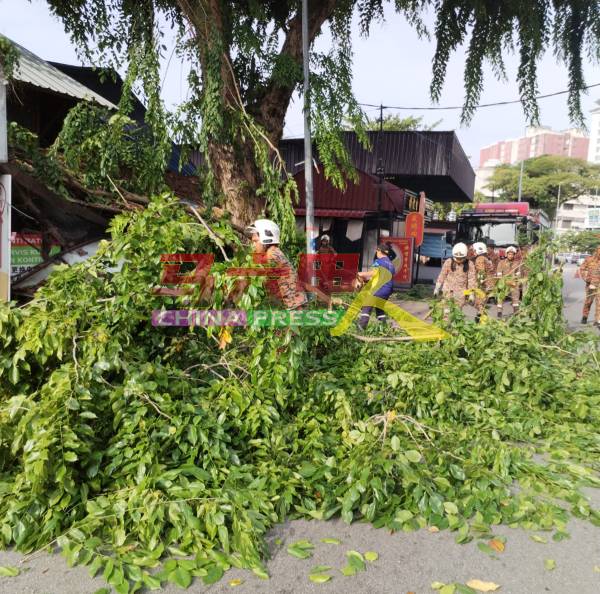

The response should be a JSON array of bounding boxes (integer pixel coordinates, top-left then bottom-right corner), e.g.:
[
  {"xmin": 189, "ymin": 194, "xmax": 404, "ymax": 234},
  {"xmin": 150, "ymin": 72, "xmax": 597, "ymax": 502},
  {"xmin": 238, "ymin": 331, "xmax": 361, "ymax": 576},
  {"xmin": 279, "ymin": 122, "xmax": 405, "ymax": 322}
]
[
  {"xmin": 506, "ymin": 245, "xmax": 517, "ymax": 254},
  {"xmin": 245, "ymin": 219, "xmax": 280, "ymax": 245},
  {"xmin": 473, "ymin": 242, "xmax": 487, "ymax": 256},
  {"xmin": 321, "ymin": 234, "xmax": 330, "ymax": 242},
  {"xmin": 452, "ymin": 242, "xmax": 468, "ymax": 258}
]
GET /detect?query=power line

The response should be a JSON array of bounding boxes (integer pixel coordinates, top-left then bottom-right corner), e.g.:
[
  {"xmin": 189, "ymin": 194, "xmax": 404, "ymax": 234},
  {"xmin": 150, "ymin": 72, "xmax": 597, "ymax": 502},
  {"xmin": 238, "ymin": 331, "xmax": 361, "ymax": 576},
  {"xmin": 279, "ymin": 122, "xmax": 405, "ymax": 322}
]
[{"xmin": 359, "ymin": 82, "xmax": 600, "ymax": 111}]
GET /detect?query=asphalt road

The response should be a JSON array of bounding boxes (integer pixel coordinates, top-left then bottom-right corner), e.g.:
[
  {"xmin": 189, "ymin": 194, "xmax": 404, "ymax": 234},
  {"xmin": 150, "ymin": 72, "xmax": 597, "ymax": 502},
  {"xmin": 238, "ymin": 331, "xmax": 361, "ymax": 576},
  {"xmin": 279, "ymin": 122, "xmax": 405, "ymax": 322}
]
[{"xmin": 1, "ymin": 265, "xmax": 599, "ymax": 594}]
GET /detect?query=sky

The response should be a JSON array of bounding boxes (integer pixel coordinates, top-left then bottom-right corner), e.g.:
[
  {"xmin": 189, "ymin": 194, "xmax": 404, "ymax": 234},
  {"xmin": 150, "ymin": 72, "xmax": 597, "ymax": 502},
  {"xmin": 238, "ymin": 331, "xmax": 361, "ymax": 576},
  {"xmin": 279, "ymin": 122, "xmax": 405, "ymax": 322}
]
[{"xmin": 2, "ymin": 0, "xmax": 600, "ymax": 167}]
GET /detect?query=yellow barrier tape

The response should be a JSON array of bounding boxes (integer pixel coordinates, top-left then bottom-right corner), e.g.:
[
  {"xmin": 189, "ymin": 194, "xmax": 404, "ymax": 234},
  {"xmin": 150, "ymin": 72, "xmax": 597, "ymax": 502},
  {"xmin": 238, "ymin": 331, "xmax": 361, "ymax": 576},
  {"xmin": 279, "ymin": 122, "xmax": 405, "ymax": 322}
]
[{"xmin": 330, "ymin": 267, "xmax": 449, "ymax": 341}]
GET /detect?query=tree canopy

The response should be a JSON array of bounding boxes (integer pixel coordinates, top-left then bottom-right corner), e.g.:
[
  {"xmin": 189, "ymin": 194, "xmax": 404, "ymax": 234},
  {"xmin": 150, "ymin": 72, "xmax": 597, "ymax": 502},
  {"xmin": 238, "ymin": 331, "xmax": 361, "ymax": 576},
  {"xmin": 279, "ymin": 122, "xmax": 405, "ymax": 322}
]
[
  {"xmin": 27, "ymin": 0, "xmax": 600, "ymax": 227},
  {"xmin": 560, "ymin": 229, "xmax": 600, "ymax": 253},
  {"xmin": 485, "ymin": 155, "xmax": 600, "ymax": 216},
  {"xmin": 363, "ymin": 113, "xmax": 441, "ymax": 131}
]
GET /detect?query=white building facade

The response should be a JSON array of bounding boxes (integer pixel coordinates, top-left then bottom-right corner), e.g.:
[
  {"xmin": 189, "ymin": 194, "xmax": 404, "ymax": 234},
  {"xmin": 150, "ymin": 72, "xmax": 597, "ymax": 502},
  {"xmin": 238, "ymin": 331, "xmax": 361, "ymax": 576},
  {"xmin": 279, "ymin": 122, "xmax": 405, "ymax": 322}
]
[
  {"xmin": 556, "ymin": 193, "xmax": 600, "ymax": 234},
  {"xmin": 587, "ymin": 101, "xmax": 600, "ymax": 164}
]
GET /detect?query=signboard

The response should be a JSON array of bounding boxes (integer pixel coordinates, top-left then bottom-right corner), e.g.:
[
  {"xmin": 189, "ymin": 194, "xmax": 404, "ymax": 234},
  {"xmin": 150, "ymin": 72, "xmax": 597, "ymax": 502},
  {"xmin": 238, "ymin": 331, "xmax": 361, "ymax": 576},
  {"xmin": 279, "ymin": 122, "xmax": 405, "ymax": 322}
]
[
  {"xmin": 405, "ymin": 212, "xmax": 424, "ymax": 247},
  {"xmin": 404, "ymin": 191, "xmax": 420, "ymax": 213},
  {"xmin": 474, "ymin": 202, "xmax": 530, "ymax": 216},
  {"xmin": 0, "ymin": 75, "xmax": 7, "ymax": 164},
  {"xmin": 387, "ymin": 237, "xmax": 413, "ymax": 285},
  {"xmin": 11, "ymin": 232, "xmax": 61, "ymax": 278},
  {"xmin": 0, "ymin": 175, "xmax": 11, "ymax": 301}
]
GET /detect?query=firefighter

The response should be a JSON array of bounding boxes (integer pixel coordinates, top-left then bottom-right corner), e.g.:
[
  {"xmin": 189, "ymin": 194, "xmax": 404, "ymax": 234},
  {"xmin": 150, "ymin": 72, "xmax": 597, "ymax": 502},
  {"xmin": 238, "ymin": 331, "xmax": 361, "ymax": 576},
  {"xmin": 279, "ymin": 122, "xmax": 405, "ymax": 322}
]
[
  {"xmin": 485, "ymin": 239, "xmax": 500, "ymax": 275},
  {"xmin": 473, "ymin": 241, "xmax": 494, "ymax": 319},
  {"xmin": 579, "ymin": 247, "xmax": 600, "ymax": 327},
  {"xmin": 434, "ymin": 242, "xmax": 476, "ymax": 312},
  {"xmin": 317, "ymin": 234, "xmax": 336, "ymax": 255},
  {"xmin": 495, "ymin": 245, "xmax": 524, "ymax": 317}
]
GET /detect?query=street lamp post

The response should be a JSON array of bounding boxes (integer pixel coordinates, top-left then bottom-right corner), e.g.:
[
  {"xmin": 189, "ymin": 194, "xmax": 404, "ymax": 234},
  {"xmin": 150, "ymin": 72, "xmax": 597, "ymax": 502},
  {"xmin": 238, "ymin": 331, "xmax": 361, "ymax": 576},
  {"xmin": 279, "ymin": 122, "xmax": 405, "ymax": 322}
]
[{"xmin": 301, "ymin": 0, "xmax": 316, "ymax": 256}]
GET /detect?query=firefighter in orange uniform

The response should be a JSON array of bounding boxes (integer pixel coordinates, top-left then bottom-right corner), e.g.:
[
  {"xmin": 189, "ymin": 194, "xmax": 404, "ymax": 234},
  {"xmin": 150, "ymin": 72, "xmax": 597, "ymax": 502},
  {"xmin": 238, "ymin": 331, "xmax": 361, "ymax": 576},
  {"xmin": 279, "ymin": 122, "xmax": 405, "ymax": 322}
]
[
  {"xmin": 472, "ymin": 241, "xmax": 495, "ymax": 319},
  {"xmin": 495, "ymin": 245, "xmax": 525, "ymax": 317},
  {"xmin": 434, "ymin": 243, "xmax": 476, "ymax": 313},
  {"xmin": 579, "ymin": 247, "xmax": 600, "ymax": 327}
]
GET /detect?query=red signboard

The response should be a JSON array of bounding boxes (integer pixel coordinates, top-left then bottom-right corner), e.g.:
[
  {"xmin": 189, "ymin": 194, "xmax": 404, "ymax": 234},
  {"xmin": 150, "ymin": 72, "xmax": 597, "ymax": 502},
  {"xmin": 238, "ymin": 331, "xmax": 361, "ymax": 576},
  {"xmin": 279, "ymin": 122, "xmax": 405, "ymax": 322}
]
[
  {"xmin": 475, "ymin": 202, "xmax": 529, "ymax": 216},
  {"xmin": 405, "ymin": 212, "xmax": 424, "ymax": 247},
  {"xmin": 387, "ymin": 237, "xmax": 413, "ymax": 285}
]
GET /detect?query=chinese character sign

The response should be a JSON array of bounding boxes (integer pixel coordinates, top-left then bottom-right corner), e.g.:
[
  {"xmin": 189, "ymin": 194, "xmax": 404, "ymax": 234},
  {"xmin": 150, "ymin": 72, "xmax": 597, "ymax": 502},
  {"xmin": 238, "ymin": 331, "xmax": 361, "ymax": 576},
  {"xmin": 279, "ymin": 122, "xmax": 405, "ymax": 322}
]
[
  {"xmin": 405, "ymin": 212, "xmax": 424, "ymax": 248},
  {"xmin": 387, "ymin": 237, "xmax": 413, "ymax": 284}
]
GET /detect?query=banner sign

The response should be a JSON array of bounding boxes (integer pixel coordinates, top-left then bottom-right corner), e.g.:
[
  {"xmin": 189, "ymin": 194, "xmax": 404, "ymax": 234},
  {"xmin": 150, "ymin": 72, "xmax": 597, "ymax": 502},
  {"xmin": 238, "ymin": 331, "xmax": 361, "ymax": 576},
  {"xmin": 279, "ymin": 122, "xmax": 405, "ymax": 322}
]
[
  {"xmin": 387, "ymin": 237, "xmax": 413, "ymax": 285},
  {"xmin": 405, "ymin": 212, "xmax": 425, "ymax": 248},
  {"xmin": 11, "ymin": 232, "xmax": 60, "ymax": 278}
]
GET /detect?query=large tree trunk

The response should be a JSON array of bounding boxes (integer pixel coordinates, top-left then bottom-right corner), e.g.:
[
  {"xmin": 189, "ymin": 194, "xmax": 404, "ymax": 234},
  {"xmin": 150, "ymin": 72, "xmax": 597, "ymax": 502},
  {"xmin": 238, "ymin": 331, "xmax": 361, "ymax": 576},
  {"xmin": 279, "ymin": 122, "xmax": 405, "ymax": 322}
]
[
  {"xmin": 206, "ymin": 137, "xmax": 263, "ymax": 226},
  {"xmin": 178, "ymin": 0, "xmax": 337, "ymax": 227}
]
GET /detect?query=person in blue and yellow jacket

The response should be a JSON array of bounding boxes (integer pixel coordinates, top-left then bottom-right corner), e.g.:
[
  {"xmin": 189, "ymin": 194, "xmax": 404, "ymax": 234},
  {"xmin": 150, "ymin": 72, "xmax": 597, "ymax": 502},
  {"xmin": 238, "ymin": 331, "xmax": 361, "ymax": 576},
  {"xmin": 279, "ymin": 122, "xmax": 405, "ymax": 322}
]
[{"xmin": 355, "ymin": 242, "xmax": 396, "ymax": 329}]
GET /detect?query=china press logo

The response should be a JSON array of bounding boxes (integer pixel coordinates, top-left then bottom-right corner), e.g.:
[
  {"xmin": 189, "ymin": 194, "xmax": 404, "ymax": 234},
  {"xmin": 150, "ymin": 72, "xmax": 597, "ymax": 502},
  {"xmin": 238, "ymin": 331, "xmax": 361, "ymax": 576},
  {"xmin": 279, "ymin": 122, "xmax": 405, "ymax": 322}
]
[{"xmin": 151, "ymin": 253, "xmax": 448, "ymax": 341}]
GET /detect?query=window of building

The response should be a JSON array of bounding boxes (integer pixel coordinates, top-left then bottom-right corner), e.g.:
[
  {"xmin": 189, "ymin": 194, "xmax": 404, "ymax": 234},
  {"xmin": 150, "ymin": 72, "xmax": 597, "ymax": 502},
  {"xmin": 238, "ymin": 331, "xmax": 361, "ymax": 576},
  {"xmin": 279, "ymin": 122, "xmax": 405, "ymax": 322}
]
[
  {"xmin": 561, "ymin": 220, "xmax": 572, "ymax": 229},
  {"xmin": 562, "ymin": 203, "xmax": 574, "ymax": 210}
]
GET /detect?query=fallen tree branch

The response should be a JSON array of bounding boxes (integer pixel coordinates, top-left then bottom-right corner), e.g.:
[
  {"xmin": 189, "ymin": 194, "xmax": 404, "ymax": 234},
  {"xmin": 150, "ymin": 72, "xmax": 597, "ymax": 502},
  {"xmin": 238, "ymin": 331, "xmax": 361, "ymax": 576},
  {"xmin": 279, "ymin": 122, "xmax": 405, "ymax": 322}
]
[
  {"xmin": 349, "ymin": 333, "xmax": 415, "ymax": 343},
  {"xmin": 187, "ymin": 205, "xmax": 230, "ymax": 261}
]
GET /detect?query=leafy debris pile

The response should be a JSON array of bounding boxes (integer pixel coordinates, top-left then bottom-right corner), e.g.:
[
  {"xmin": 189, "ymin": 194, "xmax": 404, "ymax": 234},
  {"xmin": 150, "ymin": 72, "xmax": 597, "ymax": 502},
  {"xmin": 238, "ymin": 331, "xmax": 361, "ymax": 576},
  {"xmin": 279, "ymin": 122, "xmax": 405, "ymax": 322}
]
[{"xmin": 1, "ymin": 196, "xmax": 599, "ymax": 593}]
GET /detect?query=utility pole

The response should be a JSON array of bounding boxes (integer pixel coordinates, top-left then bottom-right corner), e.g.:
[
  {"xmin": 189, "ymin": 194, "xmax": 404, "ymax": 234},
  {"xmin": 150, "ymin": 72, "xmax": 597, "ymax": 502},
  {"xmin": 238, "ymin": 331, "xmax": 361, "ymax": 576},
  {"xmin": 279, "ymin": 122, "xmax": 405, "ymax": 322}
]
[
  {"xmin": 0, "ymin": 65, "xmax": 7, "ymax": 164},
  {"xmin": 375, "ymin": 104, "xmax": 384, "ymax": 245},
  {"xmin": 302, "ymin": 0, "xmax": 316, "ymax": 256},
  {"xmin": 555, "ymin": 183, "xmax": 562, "ymax": 233},
  {"xmin": 517, "ymin": 125, "xmax": 526, "ymax": 202},
  {"xmin": 517, "ymin": 159, "xmax": 524, "ymax": 202}
]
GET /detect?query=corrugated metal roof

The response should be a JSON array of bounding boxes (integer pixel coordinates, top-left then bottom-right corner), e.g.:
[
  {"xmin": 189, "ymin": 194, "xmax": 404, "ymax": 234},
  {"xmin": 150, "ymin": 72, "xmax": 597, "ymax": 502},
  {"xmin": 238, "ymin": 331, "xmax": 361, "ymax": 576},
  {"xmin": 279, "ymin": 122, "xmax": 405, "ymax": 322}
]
[
  {"xmin": 295, "ymin": 208, "xmax": 367, "ymax": 219},
  {"xmin": 294, "ymin": 167, "xmax": 405, "ymax": 213},
  {"xmin": 281, "ymin": 131, "xmax": 475, "ymax": 203},
  {"xmin": 5, "ymin": 37, "xmax": 117, "ymax": 109}
]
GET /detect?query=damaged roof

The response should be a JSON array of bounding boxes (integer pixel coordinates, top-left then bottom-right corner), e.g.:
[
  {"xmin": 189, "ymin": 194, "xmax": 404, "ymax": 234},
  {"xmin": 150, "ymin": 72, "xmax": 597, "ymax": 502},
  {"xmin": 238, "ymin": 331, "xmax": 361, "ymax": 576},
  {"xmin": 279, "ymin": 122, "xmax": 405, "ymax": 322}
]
[{"xmin": 4, "ymin": 36, "xmax": 117, "ymax": 110}]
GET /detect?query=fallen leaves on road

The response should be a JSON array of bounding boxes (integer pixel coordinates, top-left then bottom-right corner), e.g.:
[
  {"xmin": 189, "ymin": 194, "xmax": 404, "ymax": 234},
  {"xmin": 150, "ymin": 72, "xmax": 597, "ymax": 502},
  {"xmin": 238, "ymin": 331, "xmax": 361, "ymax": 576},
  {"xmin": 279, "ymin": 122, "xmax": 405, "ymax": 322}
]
[
  {"xmin": 287, "ymin": 539, "xmax": 315, "ymax": 559},
  {"xmin": 544, "ymin": 559, "xmax": 556, "ymax": 571},
  {"xmin": 466, "ymin": 578, "xmax": 501, "ymax": 591},
  {"xmin": 229, "ymin": 578, "xmax": 244, "ymax": 586},
  {"xmin": 0, "ymin": 566, "xmax": 20, "ymax": 577},
  {"xmin": 489, "ymin": 539, "xmax": 505, "ymax": 553},
  {"xmin": 320, "ymin": 537, "xmax": 341, "ymax": 545},
  {"xmin": 530, "ymin": 535, "xmax": 548, "ymax": 544},
  {"xmin": 364, "ymin": 551, "xmax": 379, "ymax": 562}
]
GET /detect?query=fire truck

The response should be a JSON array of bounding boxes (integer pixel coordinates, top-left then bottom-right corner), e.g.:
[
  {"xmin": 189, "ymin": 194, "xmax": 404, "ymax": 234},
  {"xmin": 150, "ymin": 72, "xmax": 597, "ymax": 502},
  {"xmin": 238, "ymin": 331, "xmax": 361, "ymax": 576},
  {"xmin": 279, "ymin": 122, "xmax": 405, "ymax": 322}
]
[{"xmin": 454, "ymin": 202, "xmax": 550, "ymax": 249}]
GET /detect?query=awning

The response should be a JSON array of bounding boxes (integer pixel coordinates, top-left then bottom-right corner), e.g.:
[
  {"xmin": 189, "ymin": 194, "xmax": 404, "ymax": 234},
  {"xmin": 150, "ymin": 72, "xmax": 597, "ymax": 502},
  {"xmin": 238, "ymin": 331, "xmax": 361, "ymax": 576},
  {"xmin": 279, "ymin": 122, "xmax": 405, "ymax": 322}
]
[{"xmin": 295, "ymin": 208, "xmax": 366, "ymax": 219}]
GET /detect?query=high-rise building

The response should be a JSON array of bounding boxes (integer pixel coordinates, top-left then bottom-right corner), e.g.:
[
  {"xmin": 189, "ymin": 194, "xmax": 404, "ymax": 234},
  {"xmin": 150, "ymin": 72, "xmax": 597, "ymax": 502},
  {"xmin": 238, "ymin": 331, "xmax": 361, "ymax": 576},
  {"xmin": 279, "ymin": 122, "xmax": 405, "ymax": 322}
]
[
  {"xmin": 587, "ymin": 101, "xmax": 600, "ymax": 164},
  {"xmin": 479, "ymin": 126, "xmax": 589, "ymax": 167}
]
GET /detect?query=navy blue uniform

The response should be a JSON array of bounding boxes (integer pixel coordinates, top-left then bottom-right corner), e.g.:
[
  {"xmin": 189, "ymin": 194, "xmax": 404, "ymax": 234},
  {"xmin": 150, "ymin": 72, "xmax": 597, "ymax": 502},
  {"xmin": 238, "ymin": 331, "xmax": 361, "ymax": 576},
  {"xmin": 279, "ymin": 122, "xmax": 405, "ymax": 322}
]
[{"xmin": 359, "ymin": 256, "xmax": 395, "ymax": 329}]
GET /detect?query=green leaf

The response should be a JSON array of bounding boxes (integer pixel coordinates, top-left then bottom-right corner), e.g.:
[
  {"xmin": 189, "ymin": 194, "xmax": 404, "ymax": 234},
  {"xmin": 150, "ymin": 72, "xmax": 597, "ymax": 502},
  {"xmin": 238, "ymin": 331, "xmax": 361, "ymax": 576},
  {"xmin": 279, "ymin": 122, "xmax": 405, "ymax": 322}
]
[
  {"xmin": 440, "ymin": 585, "xmax": 456, "ymax": 594},
  {"xmin": 364, "ymin": 551, "xmax": 378, "ymax": 562},
  {"xmin": 391, "ymin": 435, "xmax": 400, "ymax": 451},
  {"xmin": 394, "ymin": 509, "xmax": 414, "ymax": 523},
  {"xmin": 0, "ymin": 566, "xmax": 20, "ymax": 577},
  {"xmin": 142, "ymin": 572, "xmax": 162, "ymax": 590},
  {"xmin": 455, "ymin": 585, "xmax": 476, "ymax": 594},
  {"xmin": 309, "ymin": 573, "xmax": 332, "ymax": 583},
  {"xmin": 320, "ymin": 538, "xmax": 341, "ymax": 545},
  {"xmin": 477, "ymin": 542, "xmax": 496, "ymax": 556},
  {"xmin": 64, "ymin": 452, "xmax": 78, "ymax": 462},
  {"xmin": 310, "ymin": 565, "xmax": 332, "ymax": 573},
  {"xmin": 92, "ymin": 589, "xmax": 111, "ymax": 594},
  {"xmin": 530, "ymin": 535, "xmax": 547, "ymax": 544},
  {"xmin": 443, "ymin": 502, "xmax": 459, "ymax": 515},
  {"xmin": 346, "ymin": 550, "xmax": 365, "ymax": 572},
  {"xmin": 202, "ymin": 564, "xmax": 223, "ymax": 585},
  {"xmin": 431, "ymin": 582, "xmax": 445, "ymax": 590},
  {"xmin": 405, "ymin": 450, "xmax": 422, "ymax": 463},
  {"xmin": 287, "ymin": 540, "xmax": 314, "ymax": 559},
  {"xmin": 340, "ymin": 564, "xmax": 356, "ymax": 576},
  {"xmin": 544, "ymin": 559, "xmax": 556, "ymax": 571},
  {"xmin": 168, "ymin": 567, "xmax": 192, "ymax": 589}
]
